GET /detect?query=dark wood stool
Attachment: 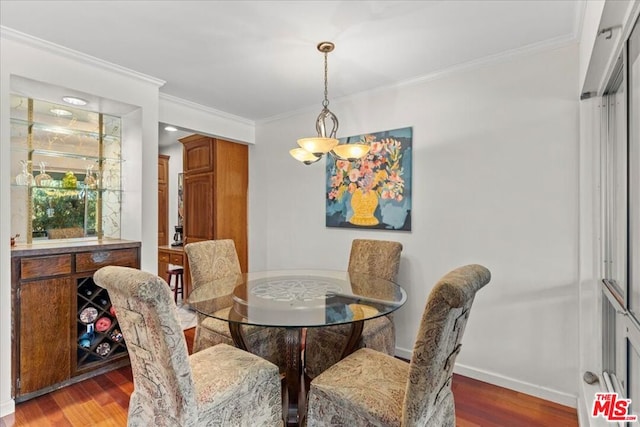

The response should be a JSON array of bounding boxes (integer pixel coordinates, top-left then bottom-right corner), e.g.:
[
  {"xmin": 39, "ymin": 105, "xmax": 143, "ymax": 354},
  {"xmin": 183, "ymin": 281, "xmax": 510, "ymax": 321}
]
[{"xmin": 166, "ymin": 268, "xmax": 184, "ymax": 303}]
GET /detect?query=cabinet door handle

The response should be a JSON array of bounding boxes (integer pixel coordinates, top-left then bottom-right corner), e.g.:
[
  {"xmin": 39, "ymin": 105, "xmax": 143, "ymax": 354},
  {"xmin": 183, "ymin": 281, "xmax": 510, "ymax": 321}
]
[{"xmin": 91, "ymin": 251, "xmax": 110, "ymax": 263}]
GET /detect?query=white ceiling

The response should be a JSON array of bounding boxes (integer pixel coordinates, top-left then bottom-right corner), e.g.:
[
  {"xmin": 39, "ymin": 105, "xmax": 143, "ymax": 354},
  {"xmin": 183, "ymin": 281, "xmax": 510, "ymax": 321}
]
[{"xmin": 1, "ymin": 1, "xmax": 583, "ymax": 122}]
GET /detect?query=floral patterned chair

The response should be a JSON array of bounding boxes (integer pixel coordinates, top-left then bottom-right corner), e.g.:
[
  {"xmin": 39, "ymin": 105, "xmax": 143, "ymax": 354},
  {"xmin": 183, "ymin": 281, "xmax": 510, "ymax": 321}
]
[
  {"xmin": 185, "ymin": 239, "xmax": 286, "ymax": 369},
  {"xmin": 304, "ymin": 239, "xmax": 403, "ymax": 378},
  {"xmin": 93, "ymin": 266, "xmax": 282, "ymax": 427},
  {"xmin": 306, "ymin": 264, "xmax": 491, "ymax": 427}
]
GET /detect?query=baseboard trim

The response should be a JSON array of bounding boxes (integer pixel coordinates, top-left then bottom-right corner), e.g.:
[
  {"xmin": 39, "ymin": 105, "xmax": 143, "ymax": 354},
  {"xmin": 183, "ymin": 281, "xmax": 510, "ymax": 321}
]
[
  {"xmin": 0, "ymin": 398, "xmax": 15, "ymax": 418},
  {"xmin": 453, "ymin": 363, "xmax": 578, "ymax": 408},
  {"xmin": 394, "ymin": 347, "xmax": 412, "ymax": 361},
  {"xmin": 395, "ymin": 347, "xmax": 577, "ymax": 408},
  {"xmin": 396, "ymin": 347, "xmax": 578, "ymax": 408}
]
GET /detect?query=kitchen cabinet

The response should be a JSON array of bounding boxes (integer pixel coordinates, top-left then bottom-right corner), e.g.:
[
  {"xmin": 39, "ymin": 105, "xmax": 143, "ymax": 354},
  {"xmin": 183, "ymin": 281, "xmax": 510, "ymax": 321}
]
[
  {"xmin": 158, "ymin": 154, "xmax": 170, "ymax": 275},
  {"xmin": 11, "ymin": 240, "xmax": 140, "ymax": 402},
  {"xmin": 158, "ymin": 245, "xmax": 185, "ymax": 289},
  {"xmin": 180, "ymin": 135, "xmax": 248, "ymax": 295},
  {"xmin": 158, "ymin": 154, "xmax": 170, "ymax": 247}
]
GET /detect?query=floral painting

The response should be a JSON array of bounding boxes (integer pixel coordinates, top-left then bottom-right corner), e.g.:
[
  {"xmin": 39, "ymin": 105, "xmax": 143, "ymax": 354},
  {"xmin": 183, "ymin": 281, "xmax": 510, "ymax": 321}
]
[{"xmin": 326, "ymin": 127, "xmax": 412, "ymax": 230}]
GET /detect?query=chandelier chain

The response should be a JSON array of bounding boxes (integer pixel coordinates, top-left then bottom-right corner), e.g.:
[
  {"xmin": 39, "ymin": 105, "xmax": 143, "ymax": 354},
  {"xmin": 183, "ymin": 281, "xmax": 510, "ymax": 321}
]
[{"xmin": 323, "ymin": 51, "xmax": 329, "ymax": 108}]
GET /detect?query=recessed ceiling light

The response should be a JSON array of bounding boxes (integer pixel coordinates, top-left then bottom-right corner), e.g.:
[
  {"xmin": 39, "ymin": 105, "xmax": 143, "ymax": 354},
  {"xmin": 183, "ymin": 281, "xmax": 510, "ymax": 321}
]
[
  {"xmin": 164, "ymin": 126, "xmax": 178, "ymax": 132},
  {"xmin": 50, "ymin": 108, "xmax": 72, "ymax": 116},
  {"xmin": 62, "ymin": 96, "xmax": 88, "ymax": 106}
]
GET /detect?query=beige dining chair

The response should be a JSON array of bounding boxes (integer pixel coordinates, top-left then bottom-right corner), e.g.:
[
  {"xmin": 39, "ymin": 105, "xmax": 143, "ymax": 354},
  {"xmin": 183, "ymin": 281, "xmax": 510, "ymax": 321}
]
[
  {"xmin": 306, "ymin": 264, "xmax": 491, "ymax": 426},
  {"xmin": 93, "ymin": 266, "xmax": 282, "ymax": 427},
  {"xmin": 185, "ymin": 239, "xmax": 286, "ymax": 369},
  {"xmin": 305, "ymin": 239, "xmax": 403, "ymax": 378}
]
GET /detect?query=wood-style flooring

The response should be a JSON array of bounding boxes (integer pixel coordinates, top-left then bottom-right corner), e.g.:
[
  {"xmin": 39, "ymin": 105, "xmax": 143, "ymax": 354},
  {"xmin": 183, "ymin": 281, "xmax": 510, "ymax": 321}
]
[{"xmin": 1, "ymin": 328, "xmax": 578, "ymax": 427}]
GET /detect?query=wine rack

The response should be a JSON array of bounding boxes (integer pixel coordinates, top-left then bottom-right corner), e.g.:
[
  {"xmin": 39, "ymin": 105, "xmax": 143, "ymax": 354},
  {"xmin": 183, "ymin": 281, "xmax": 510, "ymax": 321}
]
[{"xmin": 76, "ymin": 276, "xmax": 127, "ymax": 369}]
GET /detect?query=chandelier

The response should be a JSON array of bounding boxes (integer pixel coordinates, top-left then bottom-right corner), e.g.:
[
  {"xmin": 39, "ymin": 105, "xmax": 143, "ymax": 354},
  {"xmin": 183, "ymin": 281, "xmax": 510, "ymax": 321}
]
[{"xmin": 290, "ymin": 42, "xmax": 369, "ymax": 165}]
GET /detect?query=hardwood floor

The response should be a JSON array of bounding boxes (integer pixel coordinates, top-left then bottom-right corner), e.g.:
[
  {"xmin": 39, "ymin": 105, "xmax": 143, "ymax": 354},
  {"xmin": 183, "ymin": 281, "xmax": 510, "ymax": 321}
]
[
  {"xmin": 1, "ymin": 328, "xmax": 578, "ymax": 426},
  {"xmin": 452, "ymin": 375, "xmax": 578, "ymax": 426}
]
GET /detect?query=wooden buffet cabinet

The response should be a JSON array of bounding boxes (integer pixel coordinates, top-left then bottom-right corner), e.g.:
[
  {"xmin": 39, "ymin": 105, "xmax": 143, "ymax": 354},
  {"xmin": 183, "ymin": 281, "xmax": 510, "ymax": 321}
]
[
  {"xmin": 158, "ymin": 154, "xmax": 170, "ymax": 247},
  {"xmin": 180, "ymin": 134, "xmax": 248, "ymax": 288},
  {"xmin": 11, "ymin": 239, "xmax": 140, "ymax": 402}
]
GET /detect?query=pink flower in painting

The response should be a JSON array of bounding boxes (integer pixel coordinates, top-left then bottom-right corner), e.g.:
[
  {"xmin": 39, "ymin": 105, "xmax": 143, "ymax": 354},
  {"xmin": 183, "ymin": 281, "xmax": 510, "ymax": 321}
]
[
  {"xmin": 348, "ymin": 168, "xmax": 360, "ymax": 183},
  {"xmin": 370, "ymin": 141, "xmax": 384, "ymax": 155},
  {"xmin": 330, "ymin": 173, "xmax": 343, "ymax": 188},
  {"xmin": 360, "ymin": 160, "xmax": 374, "ymax": 175},
  {"xmin": 389, "ymin": 171, "xmax": 403, "ymax": 183},
  {"xmin": 336, "ymin": 159, "xmax": 350, "ymax": 171}
]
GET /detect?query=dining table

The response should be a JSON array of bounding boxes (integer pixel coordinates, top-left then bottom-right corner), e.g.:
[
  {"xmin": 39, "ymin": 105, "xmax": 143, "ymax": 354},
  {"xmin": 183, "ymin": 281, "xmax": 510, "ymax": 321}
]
[{"xmin": 187, "ymin": 269, "xmax": 407, "ymax": 427}]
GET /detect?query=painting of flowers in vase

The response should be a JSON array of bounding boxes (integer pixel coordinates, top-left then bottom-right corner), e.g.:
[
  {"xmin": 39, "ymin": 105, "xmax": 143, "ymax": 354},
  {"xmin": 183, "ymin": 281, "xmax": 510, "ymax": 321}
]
[{"xmin": 326, "ymin": 127, "xmax": 412, "ymax": 230}]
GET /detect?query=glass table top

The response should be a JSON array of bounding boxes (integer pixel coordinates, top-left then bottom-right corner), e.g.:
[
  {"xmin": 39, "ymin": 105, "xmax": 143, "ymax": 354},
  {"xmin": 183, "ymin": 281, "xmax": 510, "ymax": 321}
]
[{"xmin": 187, "ymin": 269, "xmax": 407, "ymax": 328}]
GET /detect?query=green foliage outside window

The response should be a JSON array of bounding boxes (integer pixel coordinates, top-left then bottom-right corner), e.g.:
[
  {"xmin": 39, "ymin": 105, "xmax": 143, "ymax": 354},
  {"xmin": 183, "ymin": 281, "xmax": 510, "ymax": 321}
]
[{"xmin": 31, "ymin": 173, "xmax": 96, "ymax": 238}]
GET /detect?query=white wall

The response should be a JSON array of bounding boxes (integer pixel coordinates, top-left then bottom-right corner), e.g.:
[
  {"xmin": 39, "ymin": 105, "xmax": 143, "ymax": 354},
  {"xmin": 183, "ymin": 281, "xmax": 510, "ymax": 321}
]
[
  {"xmin": 0, "ymin": 29, "xmax": 162, "ymax": 416},
  {"xmin": 251, "ymin": 43, "xmax": 580, "ymax": 405}
]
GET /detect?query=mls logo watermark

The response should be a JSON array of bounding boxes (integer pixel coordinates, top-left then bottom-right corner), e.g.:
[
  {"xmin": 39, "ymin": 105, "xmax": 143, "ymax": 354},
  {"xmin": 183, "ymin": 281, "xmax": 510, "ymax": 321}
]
[{"xmin": 592, "ymin": 392, "xmax": 638, "ymax": 422}]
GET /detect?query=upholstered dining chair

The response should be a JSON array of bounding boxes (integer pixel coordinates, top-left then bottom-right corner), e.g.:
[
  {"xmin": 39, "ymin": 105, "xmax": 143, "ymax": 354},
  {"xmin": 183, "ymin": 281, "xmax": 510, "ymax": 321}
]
[
  {"xmin": 305, "ymin": 239, "xmax": 403, "ymax": 378},
  {"xmin": 93, "ymin": 266, "xmax": 282, "ymax": 427},
  {"xmin": 306, "ymin": 264, "xmax": 491, "ymax": 427},
  {"xmin": 184, "ymin": 239, "xmax": 286, "ymax": 369}
]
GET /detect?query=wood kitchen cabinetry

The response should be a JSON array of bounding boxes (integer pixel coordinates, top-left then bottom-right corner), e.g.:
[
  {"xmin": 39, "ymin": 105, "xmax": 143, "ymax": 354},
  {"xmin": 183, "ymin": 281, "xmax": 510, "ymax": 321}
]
[
  {"xmin": 11, "ymin": 240, "xmax": 140, "ymax": 402},
  {"xmin": 158, "ymin": 154, "xmax": 170, "ymax": 275},
  {"xmin": 158, "ymin": 154, "xmax": 169, "ymax": 247},
  {"xmin": 158, "ymin": 244, "xmax": 185, "ymax": 286},
  {"xmin": 180, "ymin": 134, "xmax": 248, "ymax": 294}
]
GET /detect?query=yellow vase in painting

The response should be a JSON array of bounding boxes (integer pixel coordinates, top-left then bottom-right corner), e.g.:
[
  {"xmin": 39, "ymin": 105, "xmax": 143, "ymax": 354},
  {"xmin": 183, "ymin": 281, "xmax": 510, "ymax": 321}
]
[{"xmin": 349, "ymin": 188, "xmax": 379, "ymax": 226}]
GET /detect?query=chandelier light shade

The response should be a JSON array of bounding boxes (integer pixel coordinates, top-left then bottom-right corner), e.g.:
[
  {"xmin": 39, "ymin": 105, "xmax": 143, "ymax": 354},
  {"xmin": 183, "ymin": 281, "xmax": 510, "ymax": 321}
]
[
  {"xmin": 331, "ymin": 143, "xmax": 371, "ymax": 161},
  {"xmin": 297, "ymin": 136, "xmax": 338, "ymax": 156},
  {"xmin": 290, "ymin": 41, "xmax": 369, "ymax": 165},
  {"xmin": 289, "ymin": 147, "xmax": 322, "ymax": 164}
]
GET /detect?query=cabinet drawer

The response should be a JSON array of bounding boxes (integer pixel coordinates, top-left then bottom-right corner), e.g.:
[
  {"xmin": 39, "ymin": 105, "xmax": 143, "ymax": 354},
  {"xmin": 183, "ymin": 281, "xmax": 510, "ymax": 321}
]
[
  {"xmin": 170, "ymin": 253, "xmax": 183, "ymax": 265},
  {"xmin": 76, "ymin": 248, "xmax": 138, "ymax": 273},
  {"xmin": 159, "ymin": 252, "xmax": 170, "ymax": 263},
  {"xmin": 21, "ymin": 255, "xmax": 72, "ymax": 280}
]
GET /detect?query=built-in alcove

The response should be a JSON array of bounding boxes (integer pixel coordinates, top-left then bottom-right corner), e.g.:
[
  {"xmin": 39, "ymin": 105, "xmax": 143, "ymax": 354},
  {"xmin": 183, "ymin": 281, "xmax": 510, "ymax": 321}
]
[
  {"xmin": 9, "ymin": 76, "xmax": 140, "ymax": 245},
  {"xmin": 10, "ymin": 95, "xmax": 122, "ymax": 243}
]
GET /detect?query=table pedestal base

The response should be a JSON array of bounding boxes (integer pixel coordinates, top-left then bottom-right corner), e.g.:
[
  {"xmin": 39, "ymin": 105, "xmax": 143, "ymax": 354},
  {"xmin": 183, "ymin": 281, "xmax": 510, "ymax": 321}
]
[
  {"xmin": 229, "ymin": 320, "xmax": 365, "ymax": 427},
  {"xmin": 284, "ymin": 329, "xmax": 303, "ymax": 427}
]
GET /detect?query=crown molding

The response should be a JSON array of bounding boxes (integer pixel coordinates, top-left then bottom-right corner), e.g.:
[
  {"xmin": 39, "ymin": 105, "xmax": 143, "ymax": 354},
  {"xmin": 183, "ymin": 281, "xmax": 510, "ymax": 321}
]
[
  {"xmin": 160, "ymin": 93, "xmax": 254, "ymax": 126},
  {"xmin": 259, "ymin": 34, "xmax": 579, "ymax": 125},
  {"xmin": 0, "ymin": 26, "xmax": 165, "ymax": 87},
  {"xmin": 373, "ymin": 34, "xmax": 578, "ymax": 92},
  {"xmin": 573, "ymin": 0, "xmax": 588, "ymax": 43}
]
